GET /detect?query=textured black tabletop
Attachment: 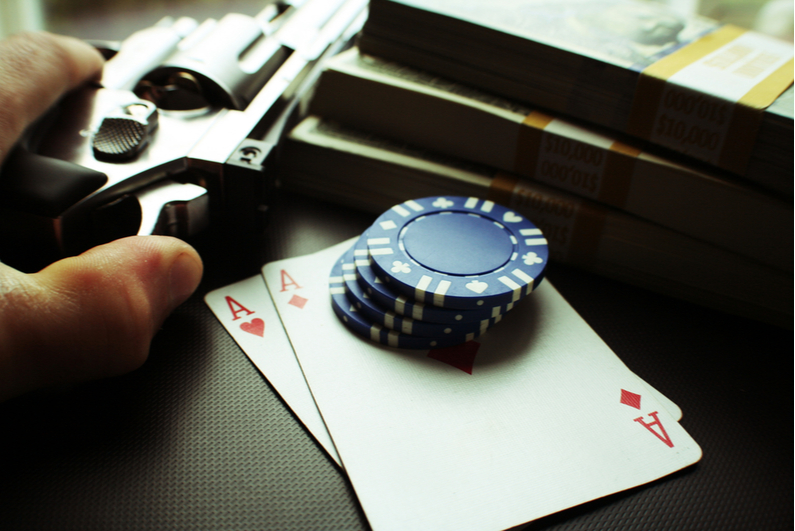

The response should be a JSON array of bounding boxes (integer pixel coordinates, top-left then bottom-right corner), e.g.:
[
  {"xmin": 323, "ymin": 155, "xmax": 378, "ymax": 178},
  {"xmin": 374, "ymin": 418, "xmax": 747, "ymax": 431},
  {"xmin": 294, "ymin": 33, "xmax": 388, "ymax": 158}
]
[{"xmin": 0, "ymin": 190, "xmax": 791, "ymax": 530}]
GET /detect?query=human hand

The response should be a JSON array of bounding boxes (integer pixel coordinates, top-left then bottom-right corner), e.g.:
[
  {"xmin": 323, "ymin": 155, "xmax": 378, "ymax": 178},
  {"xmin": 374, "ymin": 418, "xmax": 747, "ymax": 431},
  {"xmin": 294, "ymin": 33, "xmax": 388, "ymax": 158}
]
[{"xmin": 0, "ymin": 32, "xmax": 203, "ymax": 402}]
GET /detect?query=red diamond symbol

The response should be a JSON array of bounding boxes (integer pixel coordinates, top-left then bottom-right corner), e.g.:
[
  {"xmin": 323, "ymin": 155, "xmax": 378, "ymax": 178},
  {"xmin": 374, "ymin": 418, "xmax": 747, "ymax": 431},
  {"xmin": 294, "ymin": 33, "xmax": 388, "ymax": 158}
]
[
  {"xmin": 289, "ymin": 294, "xmax": 308, "ymax": 309},
  {"xmin": 427, "ymin": 341, "xmax": 480, "ymax": 374},
  {"xmin": 620, "ymin": 389, "xmax": 642, "ymax": 410}
]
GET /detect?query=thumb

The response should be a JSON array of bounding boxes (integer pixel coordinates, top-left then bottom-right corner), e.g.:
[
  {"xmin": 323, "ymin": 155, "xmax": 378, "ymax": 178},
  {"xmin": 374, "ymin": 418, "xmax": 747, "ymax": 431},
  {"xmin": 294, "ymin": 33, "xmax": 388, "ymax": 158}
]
[{"xmin": 0, "ymin": 236, "xmax": 202, "ymax": 401}]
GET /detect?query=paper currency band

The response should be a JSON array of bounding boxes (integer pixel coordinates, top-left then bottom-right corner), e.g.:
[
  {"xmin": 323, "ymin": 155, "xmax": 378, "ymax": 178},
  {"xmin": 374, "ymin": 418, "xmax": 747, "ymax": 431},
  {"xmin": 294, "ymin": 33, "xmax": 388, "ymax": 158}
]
[
  {"xmin": 626, "ymin": 24, "xmax": 793, "ymax": 175},
  {"xmin": 487, "ymin": 172, "xmax": 606, "ymax": 267},
  {"xmin": 514, "ymin": 111, "xmax": 641, "ymax": 209}
]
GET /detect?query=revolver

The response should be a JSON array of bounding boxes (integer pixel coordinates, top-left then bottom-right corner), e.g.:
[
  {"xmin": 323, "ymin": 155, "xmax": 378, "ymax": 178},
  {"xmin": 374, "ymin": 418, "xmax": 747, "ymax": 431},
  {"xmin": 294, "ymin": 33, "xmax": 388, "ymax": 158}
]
[{"xmin": 0, "ymin": 0, "xmax": 367, "ymax": 268}]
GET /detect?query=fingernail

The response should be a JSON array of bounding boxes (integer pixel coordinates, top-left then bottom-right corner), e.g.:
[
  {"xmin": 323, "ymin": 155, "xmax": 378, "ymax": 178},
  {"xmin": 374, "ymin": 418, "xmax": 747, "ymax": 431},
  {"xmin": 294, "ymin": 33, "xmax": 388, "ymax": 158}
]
[{"xmin": 169, "ymin": 252, "xmax": 203, "ymax": 306}]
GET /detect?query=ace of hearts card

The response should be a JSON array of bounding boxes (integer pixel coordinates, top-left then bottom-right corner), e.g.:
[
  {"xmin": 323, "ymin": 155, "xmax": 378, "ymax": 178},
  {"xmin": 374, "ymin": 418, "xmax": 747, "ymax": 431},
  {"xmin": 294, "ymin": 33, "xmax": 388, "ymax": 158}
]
[{"xmin": 205, "ymin": 274, "xmax": 341, "ymax": 466}]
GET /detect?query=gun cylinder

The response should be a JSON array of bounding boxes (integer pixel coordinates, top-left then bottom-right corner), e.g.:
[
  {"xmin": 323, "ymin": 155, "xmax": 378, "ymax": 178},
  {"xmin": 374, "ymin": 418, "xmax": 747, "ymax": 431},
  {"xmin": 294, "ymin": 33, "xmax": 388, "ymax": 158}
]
[
  {"xmin": 142, "ymin": 13, "xmax": 290, "ymax": 110},
  {"xmin": 101, "ymin": 16, "xmax": 199, "ymax": 91}
]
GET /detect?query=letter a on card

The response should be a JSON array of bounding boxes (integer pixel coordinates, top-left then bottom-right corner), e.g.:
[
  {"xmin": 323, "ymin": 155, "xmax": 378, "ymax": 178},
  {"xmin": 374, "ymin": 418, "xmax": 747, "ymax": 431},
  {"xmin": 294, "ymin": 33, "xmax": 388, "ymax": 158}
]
[
  {"xmin": 634, "ymin": 411, "xmax": 674, "ymax": 448},
  {"xmin": 279, "ymin": 269, "xmax": 302, "ymax": 292},
  {"xmin": 226, "ymin": 296, "xmax": 254, "ymax": 321}
]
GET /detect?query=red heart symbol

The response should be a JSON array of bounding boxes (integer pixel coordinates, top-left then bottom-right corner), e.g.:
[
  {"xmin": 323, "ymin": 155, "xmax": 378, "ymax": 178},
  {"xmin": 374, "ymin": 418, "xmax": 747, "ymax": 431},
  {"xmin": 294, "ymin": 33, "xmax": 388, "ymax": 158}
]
[
  {"xmin": 240, "ymin": 318, "xmax": 265, "ymax": 337},
  {"xmin": 427, "ymin": 341, "xmax": 480, "ymax": 374}
]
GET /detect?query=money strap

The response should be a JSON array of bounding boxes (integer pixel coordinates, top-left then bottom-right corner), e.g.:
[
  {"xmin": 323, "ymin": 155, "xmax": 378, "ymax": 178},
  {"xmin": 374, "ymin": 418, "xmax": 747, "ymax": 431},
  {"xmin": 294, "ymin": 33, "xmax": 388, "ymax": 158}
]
[
  {"xmin": 488, "ymin": 172, "xmax": 606, "ymax": 266},
  {"xmin": 627, "ymin": 24, "xmax": 793, "ymax": 175},
  {"xmin": 514, "ymin": 112, "xmax": 641, "ymax": 209}
]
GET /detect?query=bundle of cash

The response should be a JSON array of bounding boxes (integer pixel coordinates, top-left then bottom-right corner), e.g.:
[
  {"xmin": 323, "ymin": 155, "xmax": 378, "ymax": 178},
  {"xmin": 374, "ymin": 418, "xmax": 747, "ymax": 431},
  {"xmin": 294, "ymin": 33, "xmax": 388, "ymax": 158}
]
[
  {"xmin": 275, "ymin": 116, "xmax": 792, "ymax": 326},
  {"xmin": 309, "ymin": 49, "xmax": 793, "ymax": 272},
  {"xmin": 358, "ymin": 0, "xmax": 794, "ymax": 196}
]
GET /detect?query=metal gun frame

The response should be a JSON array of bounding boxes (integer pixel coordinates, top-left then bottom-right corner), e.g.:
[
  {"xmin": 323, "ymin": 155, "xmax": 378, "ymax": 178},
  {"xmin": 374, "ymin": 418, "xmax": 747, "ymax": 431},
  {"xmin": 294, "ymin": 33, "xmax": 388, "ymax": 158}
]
[{"xmin": 0, "ymin": 0, "xmax": 367, "ymax": 266}]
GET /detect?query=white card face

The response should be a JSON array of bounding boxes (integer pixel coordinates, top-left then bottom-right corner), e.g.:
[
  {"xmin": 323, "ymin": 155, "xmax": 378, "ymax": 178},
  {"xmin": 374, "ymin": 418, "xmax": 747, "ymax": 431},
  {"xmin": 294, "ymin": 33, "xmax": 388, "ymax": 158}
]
[
  {"xmin": 205, "ymin": 275, "xmax": 341, "ymax": 466},
  {"xmin": 262, "ymin": 240, "xmax": 701, "ymax": 531}
]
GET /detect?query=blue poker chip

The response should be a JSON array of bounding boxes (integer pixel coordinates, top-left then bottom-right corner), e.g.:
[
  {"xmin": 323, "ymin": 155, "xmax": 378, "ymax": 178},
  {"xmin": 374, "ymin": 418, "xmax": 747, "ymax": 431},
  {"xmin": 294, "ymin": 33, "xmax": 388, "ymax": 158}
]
[
  {"xmin": 330, "ymin": 250, "xmax": 481, "ymax": 350},
  {"xmin": 352, "ymin": 232, "xmax": 514, "ymax": 324},
  {"xmin": 367, "ymin": 196, "xmax": 548, "ymax": 309},
  {"xmin": 340, "ymin": 243, "xmax": 495, "ymax": 337}
]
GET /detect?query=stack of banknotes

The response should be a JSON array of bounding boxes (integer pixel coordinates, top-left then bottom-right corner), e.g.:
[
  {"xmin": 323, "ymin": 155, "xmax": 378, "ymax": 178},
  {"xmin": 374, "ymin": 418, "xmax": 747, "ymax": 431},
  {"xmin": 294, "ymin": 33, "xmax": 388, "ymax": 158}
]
[
  {"xmin": 358, "ymin": 0, "xmax": 794, "ymax": 196},
  {"xmin": 274, "ymin": 0, "xmax": 793, "ymax": 326}
]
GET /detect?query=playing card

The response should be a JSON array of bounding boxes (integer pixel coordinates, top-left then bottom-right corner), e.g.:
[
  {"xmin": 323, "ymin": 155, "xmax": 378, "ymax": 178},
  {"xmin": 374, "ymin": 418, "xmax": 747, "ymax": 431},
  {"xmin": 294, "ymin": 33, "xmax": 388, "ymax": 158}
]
[
  {"xmin": 205, "ymin": 252, "xmax": 679, "ymax": 472},
  {"xmin": 205, "ymin": 275, "xmax": 341, "ymax": 466},
  {"xmin": 262, "ymin": 240, "xmax": 701, "ymax": 531}
]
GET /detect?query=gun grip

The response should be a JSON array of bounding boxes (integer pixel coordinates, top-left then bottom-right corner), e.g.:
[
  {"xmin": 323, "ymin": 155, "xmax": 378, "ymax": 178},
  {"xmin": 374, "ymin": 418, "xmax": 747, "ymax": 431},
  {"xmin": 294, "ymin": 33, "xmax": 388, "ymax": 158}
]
[{"xmin": 0, "ymin": 147, "xmax": 108, "ymax": 218}]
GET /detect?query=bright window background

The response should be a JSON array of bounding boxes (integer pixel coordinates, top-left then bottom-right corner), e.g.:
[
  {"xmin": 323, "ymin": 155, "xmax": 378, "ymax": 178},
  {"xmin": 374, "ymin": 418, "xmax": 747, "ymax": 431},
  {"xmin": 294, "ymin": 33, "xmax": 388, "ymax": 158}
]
[
  {"xmin": 44, "ymin": 0, "xmax": 270, "ymax": 39},
  {"xmin": 1, "ymin": 0, "xmax": 265, "ymax": 39},
  {"xmin": 1, "ymin": 0, "xmax": 792, "ymax": 41}
]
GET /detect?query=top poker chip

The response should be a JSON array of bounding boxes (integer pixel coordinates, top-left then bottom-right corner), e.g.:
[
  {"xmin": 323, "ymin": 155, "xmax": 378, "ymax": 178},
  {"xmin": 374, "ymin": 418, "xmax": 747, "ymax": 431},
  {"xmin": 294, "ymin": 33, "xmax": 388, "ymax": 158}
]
[
  {"xmin": 353, "ymin": 232, "xmax": 514, "ymax": 324},
  {"xmin": 367, "ymin": 196, "xmax": 548, "ymax": 310}
]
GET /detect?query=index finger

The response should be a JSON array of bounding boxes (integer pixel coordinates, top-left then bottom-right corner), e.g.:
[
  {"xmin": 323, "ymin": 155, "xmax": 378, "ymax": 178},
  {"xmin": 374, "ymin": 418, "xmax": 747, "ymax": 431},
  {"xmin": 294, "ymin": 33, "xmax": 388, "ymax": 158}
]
[{"xmin": 0, "ymin": 32, "xmax": 105, "ymax": 163}]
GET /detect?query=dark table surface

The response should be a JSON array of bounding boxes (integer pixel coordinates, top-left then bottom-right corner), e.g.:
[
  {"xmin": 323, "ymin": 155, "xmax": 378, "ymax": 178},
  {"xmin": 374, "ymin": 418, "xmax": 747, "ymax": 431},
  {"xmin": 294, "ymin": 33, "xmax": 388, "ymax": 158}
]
[{"xmin": 0, "ymin": 190, "xmax": 791, "ymax": 531}]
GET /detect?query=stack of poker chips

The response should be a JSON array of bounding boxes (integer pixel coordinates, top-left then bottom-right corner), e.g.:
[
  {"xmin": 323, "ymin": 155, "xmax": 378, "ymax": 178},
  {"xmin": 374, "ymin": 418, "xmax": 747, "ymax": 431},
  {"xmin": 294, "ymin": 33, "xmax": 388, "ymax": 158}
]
[{"xmin": 329, "ymin": 195, "xmax": 549, "ymax": 349}]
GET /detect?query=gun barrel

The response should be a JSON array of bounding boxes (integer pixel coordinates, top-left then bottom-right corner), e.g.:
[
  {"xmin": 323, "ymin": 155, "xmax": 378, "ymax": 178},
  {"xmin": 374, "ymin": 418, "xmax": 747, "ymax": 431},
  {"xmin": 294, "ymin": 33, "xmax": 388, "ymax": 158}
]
[
  {"xmin": 100, "ymin": 16, "xmax": 199, "ymax": 91},
  {"xmin": 138, "ymin": 0, "xmax": 359, "ymax": 111},
  {"xmin": 139, "ymin": 2, "xmax": 308, "ymax": 111},
  {"xmin": 187, "ymin": 0, "xmax": 367, "ymax": 167},
  {"xmin": 255, "ymin": 3, "xmax": 283, "ymax": 33}
]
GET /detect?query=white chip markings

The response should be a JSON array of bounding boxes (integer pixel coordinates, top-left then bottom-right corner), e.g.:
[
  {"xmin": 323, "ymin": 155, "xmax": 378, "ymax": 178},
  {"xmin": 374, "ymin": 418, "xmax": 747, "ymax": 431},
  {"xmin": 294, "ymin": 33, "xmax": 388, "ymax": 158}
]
[
  {"xmin": 406, "ymin": 200, "xmax": 424, "ymax": 212},
  {"xmin": 512, "ymin": 269, "xmax": 533, "ymax": 284},
  {"xmin": 416, "ymin": 275, "xmax": 432, "ymax": 301},
  {"xmin": 392, "ymin": 205, "xmax": 410, "ymax": 217},
  {"xmin": 434, "ymin": 280, "xmax": 451, "ymax": 307},
  {"xmin": 498, "ymin": 276, "xmax": 523, "ymax": 302},
  {"xmin": 394, "ymin": 296, "xmax": 405, "ymax": 314},
  {"xmin": 512, "ymin": 269, "xmax": 535, "ymax": 295},
  {"xmin": 386, "ymin": 329, "xmax": 399, "ymax": 347},
  {"xmin": 525, "ymin": 238, "xmax": 549, "ymax": 246}
]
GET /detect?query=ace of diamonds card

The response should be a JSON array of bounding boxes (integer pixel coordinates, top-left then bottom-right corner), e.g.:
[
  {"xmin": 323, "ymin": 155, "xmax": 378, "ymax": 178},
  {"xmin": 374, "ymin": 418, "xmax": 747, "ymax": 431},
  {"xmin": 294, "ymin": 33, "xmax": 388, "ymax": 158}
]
[{"xmin": 261, "ymin": 240, "xmax": 701, "ymax": 531}]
